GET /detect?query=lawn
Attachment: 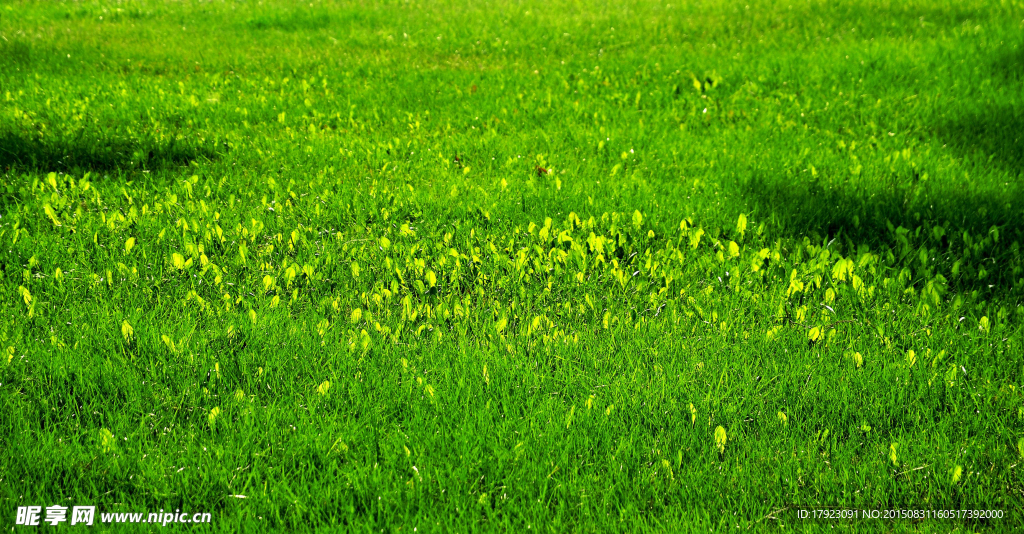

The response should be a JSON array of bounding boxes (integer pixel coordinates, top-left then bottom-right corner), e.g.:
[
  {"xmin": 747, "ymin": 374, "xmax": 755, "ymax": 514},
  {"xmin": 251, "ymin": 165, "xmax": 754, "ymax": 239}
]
[{"xmin": 1, "ymin": 0, "xmax": 1023, "ymax": 531}]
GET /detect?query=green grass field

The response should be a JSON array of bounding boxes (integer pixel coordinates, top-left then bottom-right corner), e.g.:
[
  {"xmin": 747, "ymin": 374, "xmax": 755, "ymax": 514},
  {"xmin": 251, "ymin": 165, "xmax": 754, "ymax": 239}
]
[{"xmin": 2, "ymin": 0, "xmax": 1023, "ymax": 531}]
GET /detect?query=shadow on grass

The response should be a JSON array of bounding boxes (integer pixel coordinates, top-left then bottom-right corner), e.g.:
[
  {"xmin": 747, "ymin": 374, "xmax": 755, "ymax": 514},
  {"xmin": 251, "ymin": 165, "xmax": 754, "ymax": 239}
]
[
  {"xmin": 742, "ymin": 172, "xmax": 1022, "ymax": 294},
  {"xmin": 934, "ymin": 44, "xmax": 1024, "ymax": 173},
  {"xmin": 744, "ymin": 173, "xmax": 1019, "ymax": 244},
  {"xmin": 935, "ymin": 104, "xmax": 1024, "ymax": 174},
  {"xmin": 990, "ymin": 42, "xmax": 1024, "ymax": 85},
  {"xmin": 246, "ymin": 9, "xmax": 332, "ymax": 32},
  {"xmin": 242, "ymin": 5, "xmax": 385, "ymax": 34},
  {"xmin": 0, "ymin": 131, "xmax": 220, "ymax": 174},
  {"xmin": 937, "ymin": 43, "xmax": 1024, "ymax": 174},
  {"xmin": 0, "ymin": 40, "xmax": 33, "ymax": 68}
]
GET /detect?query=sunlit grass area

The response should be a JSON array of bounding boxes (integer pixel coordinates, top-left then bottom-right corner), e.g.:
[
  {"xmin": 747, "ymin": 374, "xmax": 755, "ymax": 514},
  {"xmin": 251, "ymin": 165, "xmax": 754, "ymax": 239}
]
[{"xmin": 2, "ymin": 0, "xmax": 1023, "ymax": 531}]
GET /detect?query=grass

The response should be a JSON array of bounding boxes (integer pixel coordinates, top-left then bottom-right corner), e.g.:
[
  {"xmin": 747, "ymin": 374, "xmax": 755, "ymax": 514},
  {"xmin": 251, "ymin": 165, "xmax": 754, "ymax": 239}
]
[{"xmin": 1, "ymin": 0, "xmax": 1023, "ymax": 531}]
